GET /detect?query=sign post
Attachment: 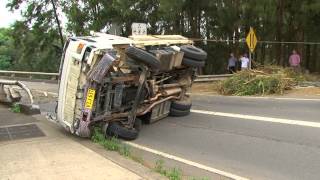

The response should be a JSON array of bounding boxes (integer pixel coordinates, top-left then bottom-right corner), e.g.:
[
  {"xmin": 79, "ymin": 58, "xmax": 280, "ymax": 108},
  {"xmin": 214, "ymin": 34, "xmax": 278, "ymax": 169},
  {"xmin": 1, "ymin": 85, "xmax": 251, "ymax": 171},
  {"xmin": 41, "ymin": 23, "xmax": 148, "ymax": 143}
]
[{"xmin": 246, "ymin": 27, "xmax": 258, "ymax": 69}]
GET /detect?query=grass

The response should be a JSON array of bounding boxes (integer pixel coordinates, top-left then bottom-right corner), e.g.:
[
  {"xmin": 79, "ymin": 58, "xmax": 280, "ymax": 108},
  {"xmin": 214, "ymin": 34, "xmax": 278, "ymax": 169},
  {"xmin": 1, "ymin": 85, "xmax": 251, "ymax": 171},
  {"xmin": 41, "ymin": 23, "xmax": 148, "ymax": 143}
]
[
  {"xmin": 155, "ymin": 159, "xmax": 182, "ymax": 180},
  {"xmin": 92, "ymin": 127, "xmax": 125, "ymax": 153},
  {"xmin": 91, "ymin": 127, "xmax": 145, "ymax": 165},
  {"xmin": 11, "ymin": 103, "xmax": 21, "ymax": 113},
  {"xmin": 189, "ymin": 177, "xmax": 210, "ymax": 180},
  {"xmin": 91, "ymin": 127, "xmax": 211, "ymax": 180}
]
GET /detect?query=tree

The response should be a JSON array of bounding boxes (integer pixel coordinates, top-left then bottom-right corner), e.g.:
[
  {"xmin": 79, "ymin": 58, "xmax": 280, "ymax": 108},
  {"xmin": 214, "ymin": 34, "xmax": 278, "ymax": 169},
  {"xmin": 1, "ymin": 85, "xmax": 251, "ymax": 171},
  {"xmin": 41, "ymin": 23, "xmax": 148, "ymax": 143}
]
[
  {"xmin": 0, "ymin": 28, "xmax": 14, "ymax": 70},
  {"xmin": 4, "ymin": 0, "xmax": 320, "ymax": 73},
  {"xmin": 6, "ymin": 0, "xmax": 63, "ymax": 72}
]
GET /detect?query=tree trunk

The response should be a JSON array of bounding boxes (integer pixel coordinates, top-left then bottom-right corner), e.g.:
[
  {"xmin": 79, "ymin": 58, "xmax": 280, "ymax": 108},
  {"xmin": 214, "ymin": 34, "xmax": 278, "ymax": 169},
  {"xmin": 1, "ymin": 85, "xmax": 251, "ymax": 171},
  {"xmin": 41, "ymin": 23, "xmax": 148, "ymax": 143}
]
[
  {"xmin": 305, "ymin": 44, "xmax": 311, "ymax": 71},
  {"xmin": 311, "ymin": 44, "xmax": 318, "ymax": 72},
  {"xmin": 276, "ymin": 0, "xmax": 284, "ymax": 66},
  {"xmin": 233, "ymin": 0, "xmax": 240, "ymax": 56},
  {"xmin": 50, "ymin": 0, "xmax": 64, "ymax": 47},
  {"xmin": 316, "ymin": 45, "xmax": 319, "ymax": 72}
]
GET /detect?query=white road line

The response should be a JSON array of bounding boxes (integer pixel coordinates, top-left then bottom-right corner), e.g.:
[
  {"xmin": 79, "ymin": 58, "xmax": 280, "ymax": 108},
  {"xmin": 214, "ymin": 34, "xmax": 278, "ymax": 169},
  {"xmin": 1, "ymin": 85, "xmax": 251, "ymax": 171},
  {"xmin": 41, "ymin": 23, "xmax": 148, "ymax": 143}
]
[
  {"xmin": 191, "ymin": 93, "xmax": 320, "ymax": 101},
  {"xmin": 124, "ymin": 141, "xmax": 249, "ymax": 180},
  {"xmin": 240, "ymin": 96, "xmax": 320, "ymax": 101},
  {"xmin": 33, "ymin": 89, "xmax": 58, "ymax": 96},
  {"xmin": 0, "ymin": 122, "xmax": 36, "ymax": 128},
  {"xmin": 191, "ymin": 109, "xmax": 320, "ymax": 128}
]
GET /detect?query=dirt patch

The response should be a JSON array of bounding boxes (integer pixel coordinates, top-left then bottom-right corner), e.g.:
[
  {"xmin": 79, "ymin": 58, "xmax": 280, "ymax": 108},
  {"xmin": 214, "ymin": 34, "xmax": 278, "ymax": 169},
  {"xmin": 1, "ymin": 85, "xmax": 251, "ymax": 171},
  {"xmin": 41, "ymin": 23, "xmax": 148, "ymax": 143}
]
[
  {"xmin": 192, "ymin": 82, "xmax": 320, "ymax": 99},
  {"xmin": 191, "ymin": 82, "xmax": 220, "ymax": 95},
  {"xmin": 281, "ymin": 87, "xmax": 320, "ymax": 98}
]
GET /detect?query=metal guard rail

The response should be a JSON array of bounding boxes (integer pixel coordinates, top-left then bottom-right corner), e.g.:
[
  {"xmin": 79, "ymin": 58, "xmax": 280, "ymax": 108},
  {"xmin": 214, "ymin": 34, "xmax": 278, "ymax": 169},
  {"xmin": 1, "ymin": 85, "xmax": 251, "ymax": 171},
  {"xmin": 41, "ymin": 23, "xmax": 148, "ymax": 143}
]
[
  {"xmin": 0, "ymin": 70, "xmax": 59, "ymax": 80},
  {"xmin": 195, "ymin": 74, "xmax": 232, "ymax": 82},
  {"xmin": 0, "ymin": 70, "xmax": 231, "ymax": 82}
]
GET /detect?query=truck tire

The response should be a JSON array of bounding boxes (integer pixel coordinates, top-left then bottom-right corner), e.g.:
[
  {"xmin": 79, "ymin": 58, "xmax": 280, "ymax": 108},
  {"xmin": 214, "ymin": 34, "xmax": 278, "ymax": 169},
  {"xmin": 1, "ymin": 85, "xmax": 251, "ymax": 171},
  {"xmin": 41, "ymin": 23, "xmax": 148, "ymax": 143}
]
[
  {"xmin": 182, "ymin": 58, "xmax": 205, "ymax": 67},
  {"xmin": 171, "ymin": 98, "xmax": 192, "ymax": 111},
  {"xmin": 180, "ymin": 45, "xmax": 207, "ymax": 61},
  {"xmin": 169, "ymin": 108, "xmax": 190, "ymax": 117},
  {"xmin": 106, "ymin": 118, "xmax": 142, "ymax": 140},
  {"xmin": 125, "ymin": 46, "xmax": 161, "ymax": 70}
]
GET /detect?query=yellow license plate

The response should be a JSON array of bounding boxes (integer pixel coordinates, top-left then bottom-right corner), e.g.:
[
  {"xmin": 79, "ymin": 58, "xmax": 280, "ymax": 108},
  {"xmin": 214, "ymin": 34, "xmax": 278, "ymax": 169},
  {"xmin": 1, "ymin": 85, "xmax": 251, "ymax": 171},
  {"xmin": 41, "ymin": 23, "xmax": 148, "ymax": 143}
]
[{"xmin": 85, "ymin": 88, "xmax": 96, "ymax": 109}]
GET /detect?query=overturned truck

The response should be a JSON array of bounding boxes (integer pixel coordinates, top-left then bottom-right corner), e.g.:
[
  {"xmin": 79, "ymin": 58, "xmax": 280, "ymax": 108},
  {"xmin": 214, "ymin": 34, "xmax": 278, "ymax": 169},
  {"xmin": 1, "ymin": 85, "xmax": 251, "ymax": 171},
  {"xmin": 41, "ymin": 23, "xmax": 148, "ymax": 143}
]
[{"xmin": 57, "ymin": 32, "xmax": 207, "ymax": 140}]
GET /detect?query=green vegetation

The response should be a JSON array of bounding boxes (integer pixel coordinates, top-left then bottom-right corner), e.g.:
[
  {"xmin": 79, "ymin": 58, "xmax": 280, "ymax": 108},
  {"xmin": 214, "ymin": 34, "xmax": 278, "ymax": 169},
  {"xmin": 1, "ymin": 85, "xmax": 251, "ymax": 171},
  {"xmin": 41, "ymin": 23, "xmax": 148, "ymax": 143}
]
[
  {"xmin": 11, "ymin": 103, "xmax": 21, "ymax": 113},
  {"xmin": 2, "ymin": 0, "xmax": 320, "ymax": 73},
  {"xmin": 0, "ymin": 28, "xmax": 13, "ymax": 70},
  {"xmin": 155, "ymin": 160, "xmax": 182, "ymax": 180},
  {"xmin": 218, "ymin": 67, "xmax": 304, "ymax": 96},
  {"xmin": 92, "ymin": 127, "xmax": 146, "ymax": 163},
  {"xmin": 189, "ymin": 177, "xmax": 210, "ymax": 180},
  {"xmin": 92, "ymin": 127, "xmax": 210, "ymax": 179},
  {"xmin": 92, "ymin": 127, "xmax": 122, "ymax": 152}
]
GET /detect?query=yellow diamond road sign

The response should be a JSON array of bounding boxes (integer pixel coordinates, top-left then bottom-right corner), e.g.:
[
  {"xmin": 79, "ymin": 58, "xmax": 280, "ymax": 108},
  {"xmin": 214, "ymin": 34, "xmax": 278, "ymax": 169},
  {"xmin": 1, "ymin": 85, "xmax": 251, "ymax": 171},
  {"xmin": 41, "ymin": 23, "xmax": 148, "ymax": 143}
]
[{"xmin": 246, "ymin": 27, "xmax": 258, "ymax": 52}]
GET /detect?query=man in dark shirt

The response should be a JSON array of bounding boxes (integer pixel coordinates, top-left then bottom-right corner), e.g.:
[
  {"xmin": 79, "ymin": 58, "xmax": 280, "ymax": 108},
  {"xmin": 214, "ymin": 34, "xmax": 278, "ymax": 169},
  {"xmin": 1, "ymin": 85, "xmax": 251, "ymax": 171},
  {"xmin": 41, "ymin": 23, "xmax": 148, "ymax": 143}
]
[{"xmin": 227, "ymin": 53, "xmax": 237, "ymax": 73}]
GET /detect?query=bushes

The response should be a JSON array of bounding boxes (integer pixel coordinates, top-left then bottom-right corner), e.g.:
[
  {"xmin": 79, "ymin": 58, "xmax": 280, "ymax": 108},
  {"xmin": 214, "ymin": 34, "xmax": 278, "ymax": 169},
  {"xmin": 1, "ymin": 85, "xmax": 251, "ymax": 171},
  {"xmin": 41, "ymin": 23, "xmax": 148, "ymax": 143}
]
[{"xmin": 218, "ymin": 67, "xmax": 301, "ymax": 96}]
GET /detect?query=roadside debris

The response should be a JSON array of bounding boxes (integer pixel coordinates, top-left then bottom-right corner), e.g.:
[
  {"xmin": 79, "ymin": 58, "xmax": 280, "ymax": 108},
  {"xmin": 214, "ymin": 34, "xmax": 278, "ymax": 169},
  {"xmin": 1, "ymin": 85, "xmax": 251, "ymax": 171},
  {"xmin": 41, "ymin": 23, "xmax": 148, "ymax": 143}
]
[
  {"xmin": 218, "ymin": 67, "xmax": 304, "ymax": 96},
  {"xmin": 0, "ymin": 79, "xmax": 40, "ymax": 114}
]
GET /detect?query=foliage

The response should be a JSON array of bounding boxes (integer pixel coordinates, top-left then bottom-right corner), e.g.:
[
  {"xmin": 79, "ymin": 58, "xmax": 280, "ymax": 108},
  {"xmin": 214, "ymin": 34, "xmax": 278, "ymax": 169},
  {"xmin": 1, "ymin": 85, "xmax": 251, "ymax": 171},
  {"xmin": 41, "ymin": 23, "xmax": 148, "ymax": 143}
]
[
  {"xmin": 0, "ymin": 56, "xmax": 11, "ymax": 70},
  {"xmin": 3, "ymin": 0, "xmax": 320, "ymax": 73},
  {"xmin": 91, "ymin": 127, "xmax": 139, "ymax": 159},
  {"xmin": 5, "ymin": 0, "xmax": 62, "ymax": 72},
  {"xmin": 256, "ymin": 66, "xmax": 306, "ymax": 82},
  {"xmin": 91, "ymin": 127, "xmax": 121, "ymax": 151},
  {"xmin": 218, "ymin": 67, "xmax": 299, "ymax": 96},
  {"xmin": 155, "ymin": 159, "xmax": 182, "ymax": 180},
  {"xmin": 11, "ymin": 103, "xmax": 21, "ymax": 113},
  {"xmin": 0, "ymin": 28, "xmax": 14, "ymax": 70}
]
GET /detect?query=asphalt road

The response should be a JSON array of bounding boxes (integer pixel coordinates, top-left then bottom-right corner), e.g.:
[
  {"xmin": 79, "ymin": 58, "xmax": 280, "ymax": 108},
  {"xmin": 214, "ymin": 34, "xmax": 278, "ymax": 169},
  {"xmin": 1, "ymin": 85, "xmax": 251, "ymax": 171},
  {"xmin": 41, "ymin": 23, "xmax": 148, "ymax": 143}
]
[
  {"xmin": 20, "ymin": 80, "xmax": 320, "ymax": 179},
  {"xmin": 133, "ymin": 95, "xmax": 320, "ymax": 180},
  {"xmin": 21, "ymin": 81, "xmax": 58, "ymax": 93}
]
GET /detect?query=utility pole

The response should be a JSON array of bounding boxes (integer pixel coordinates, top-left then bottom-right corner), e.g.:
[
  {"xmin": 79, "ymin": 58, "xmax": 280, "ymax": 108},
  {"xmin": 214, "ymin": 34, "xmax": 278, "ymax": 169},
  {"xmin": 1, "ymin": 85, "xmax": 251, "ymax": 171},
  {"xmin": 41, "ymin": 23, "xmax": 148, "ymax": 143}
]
[
  {"xmin": 249, "ymin": 52, "xmax": 252, "ymax": 69},
  {"xmin": 50, "ymin": 0, "xmax": 64, "ymax": 47}
]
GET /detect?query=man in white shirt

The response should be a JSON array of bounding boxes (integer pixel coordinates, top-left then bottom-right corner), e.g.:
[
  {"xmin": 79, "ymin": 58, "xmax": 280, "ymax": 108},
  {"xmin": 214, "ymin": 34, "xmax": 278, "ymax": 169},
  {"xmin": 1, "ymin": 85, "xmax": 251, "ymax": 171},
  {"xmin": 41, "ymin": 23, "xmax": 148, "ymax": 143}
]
[{"xmin": 240, "ymin": 53, "xmax": 250, "ymax": 70}]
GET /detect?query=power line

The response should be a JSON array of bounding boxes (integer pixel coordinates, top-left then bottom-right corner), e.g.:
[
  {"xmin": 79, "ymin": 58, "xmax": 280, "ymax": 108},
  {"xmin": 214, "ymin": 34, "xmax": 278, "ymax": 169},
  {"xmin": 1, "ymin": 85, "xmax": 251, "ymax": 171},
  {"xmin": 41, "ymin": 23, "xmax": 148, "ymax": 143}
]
[
  {"xmin": 191, "ymin": 38, "xmax": 320, "ymax": 45},
  {"xmin": 258, "ymin": 41, "xmax": 320, "ymax": 45}
]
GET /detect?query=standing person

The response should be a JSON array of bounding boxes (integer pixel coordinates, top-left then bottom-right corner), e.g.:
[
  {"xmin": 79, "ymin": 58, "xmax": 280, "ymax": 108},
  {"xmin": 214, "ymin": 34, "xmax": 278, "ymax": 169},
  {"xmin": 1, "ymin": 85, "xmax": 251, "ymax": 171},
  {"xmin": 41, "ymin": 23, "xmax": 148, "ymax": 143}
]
[
  {"xmin": 227, "ymin": 53, "xmax": 236, "ymax": 73},
  {"xmin": 289, "ymin": 49, "xmax": 301, "ymax": 72},
  {"xmin": 240, "ymin": 53, "xmax": 250, "ymax": 70}
]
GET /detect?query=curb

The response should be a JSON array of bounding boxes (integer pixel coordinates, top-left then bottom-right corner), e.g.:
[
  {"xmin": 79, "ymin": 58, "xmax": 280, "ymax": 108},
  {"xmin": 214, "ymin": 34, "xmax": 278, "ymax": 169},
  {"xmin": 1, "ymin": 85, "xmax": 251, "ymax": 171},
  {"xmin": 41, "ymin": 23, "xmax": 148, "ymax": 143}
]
[
  {"xmin": 0, "ymin": 102, "xmax": 41, "ymax": 115},
  {"xmin": 77, "ymin": 139, "xmax": 167, "ymax": 180}
]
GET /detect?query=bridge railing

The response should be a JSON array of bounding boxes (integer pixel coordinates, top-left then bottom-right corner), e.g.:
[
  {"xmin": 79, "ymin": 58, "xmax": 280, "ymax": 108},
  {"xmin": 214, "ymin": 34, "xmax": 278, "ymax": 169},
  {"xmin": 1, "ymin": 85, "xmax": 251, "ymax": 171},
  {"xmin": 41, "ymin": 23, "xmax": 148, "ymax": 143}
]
[
  {"xmin": 195, "ymin": 74, "xmax": 232, "ymax": 82},
  {"xmin": 0, "ymin": 70, "xmax": 59, "ymax": 80}
]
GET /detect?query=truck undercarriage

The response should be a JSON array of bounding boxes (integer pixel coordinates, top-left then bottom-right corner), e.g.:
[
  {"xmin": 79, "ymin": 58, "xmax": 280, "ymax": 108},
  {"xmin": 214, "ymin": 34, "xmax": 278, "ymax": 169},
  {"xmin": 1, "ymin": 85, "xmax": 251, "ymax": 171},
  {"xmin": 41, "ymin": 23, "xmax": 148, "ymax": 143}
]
[{"xmin": 57, "ymin": 33, "xmax": 207, "ymax": 140}]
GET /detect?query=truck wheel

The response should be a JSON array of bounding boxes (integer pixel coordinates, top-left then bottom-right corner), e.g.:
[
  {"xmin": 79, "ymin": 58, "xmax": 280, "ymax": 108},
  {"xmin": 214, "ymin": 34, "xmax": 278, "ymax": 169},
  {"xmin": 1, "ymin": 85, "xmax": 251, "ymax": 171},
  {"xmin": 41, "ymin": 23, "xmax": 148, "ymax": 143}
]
[
  {"xmin": 169, "ymin": 108, "xmax": 190, "ymax": 117},
  {"xmin": 171, "ymin": 98, "xmax": 192, "ymax": 111},
  {"xmin": 106, "ymin": 118, "xmax": 142, "ymax": 140},
  {"xmin": 125, "ymin": 46, "xmax": 161, "ymax": 70},
  {"xmin": 180, "ymin": 45, "xmax": 207, "ymax": 61},
  {"xmin": 182, "ymin": 58, "xmax": 205, "ymax": 67}
]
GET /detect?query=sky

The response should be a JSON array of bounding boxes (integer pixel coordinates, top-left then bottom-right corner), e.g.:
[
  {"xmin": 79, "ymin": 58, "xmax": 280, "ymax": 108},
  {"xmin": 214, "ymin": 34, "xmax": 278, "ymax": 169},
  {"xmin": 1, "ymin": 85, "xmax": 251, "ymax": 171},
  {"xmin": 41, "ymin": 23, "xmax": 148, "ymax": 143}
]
[{"xmin": 0, "ymin": 0, "xmax": 22, "ymax": 28}]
